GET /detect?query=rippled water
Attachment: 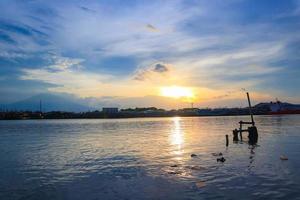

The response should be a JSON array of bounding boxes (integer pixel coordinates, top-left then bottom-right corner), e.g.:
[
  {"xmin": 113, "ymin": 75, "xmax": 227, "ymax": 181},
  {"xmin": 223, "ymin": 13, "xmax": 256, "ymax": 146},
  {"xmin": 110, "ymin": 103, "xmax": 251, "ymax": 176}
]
[{"xmin": 0, "ymin": 115, "xmax": 300, "ymax": 200}]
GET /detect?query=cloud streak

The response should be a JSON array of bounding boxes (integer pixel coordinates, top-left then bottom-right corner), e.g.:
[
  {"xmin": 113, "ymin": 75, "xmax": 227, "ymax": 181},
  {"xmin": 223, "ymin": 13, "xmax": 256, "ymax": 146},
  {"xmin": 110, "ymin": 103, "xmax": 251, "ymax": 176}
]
[{"xmin": 20, "ymin": 56, "xmax": 111, "ymax": 97}]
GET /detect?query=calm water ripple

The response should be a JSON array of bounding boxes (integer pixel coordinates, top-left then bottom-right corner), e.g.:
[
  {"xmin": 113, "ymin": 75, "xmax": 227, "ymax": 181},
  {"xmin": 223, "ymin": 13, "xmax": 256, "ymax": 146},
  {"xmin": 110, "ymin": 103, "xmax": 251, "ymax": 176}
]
[{"xmin": 0, "ymin": 115, "xmax": 300, "ymax": 200}]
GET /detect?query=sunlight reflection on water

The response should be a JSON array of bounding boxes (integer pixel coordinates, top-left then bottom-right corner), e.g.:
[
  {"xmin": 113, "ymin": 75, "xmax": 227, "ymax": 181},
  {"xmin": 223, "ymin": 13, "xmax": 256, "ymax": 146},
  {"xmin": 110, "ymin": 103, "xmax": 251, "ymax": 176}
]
[{"xmin": 171, "ymin": 117, "xmax": 184, "ymax": 146}]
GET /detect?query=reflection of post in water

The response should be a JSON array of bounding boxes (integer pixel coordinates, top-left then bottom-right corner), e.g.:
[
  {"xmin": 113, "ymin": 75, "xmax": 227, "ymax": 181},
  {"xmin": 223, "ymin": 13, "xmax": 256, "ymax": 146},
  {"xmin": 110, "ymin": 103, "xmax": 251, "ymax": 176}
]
[
  {"xmin": 232, "ymin": 92, "xmax": 258, "ymax": 145},
  {"xmin": 248, "ymin": 145, "xmax": 256, "ymax": 169}
]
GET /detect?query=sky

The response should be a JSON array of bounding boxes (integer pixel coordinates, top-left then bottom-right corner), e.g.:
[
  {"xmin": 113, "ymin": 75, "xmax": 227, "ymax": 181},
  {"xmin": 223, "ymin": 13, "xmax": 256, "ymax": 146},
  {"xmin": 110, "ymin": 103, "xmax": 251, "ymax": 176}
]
[{"xmin": 0, "ymin": 0, "xmax": 299, "ymax": 108}]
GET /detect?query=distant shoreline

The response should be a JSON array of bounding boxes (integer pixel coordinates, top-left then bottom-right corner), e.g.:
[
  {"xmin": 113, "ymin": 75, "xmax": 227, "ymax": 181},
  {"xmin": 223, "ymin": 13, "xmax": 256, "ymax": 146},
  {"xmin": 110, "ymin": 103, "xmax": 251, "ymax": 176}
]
[
  {"xmin": 2, "ymin": 102, "xmax": 300, "ymax": 120},
  {"xmin": 1, "ymin": 112, "xmax": 299, "ymax": 121}
]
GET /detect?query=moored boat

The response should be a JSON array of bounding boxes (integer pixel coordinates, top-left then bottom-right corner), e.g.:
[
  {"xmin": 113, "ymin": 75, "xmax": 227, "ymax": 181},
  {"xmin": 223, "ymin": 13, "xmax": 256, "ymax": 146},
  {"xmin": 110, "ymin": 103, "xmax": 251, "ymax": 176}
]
[{"xmin": 269, "ymin": 100, "xmax": 300, "ymax": 115}]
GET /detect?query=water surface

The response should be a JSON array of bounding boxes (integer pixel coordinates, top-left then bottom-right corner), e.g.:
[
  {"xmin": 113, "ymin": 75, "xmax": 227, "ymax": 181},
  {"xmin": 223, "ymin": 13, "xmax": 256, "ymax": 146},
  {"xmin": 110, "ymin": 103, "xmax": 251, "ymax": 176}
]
[{"xmin": 0, "ymin": 115, "xmax": 300, "ymax": 199}]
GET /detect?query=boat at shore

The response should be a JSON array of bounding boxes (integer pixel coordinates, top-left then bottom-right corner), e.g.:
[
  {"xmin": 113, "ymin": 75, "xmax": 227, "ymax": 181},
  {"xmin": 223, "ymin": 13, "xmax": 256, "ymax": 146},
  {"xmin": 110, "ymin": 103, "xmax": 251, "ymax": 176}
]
[{"xmin": 269, "ymin": 100, "xmax": 300, "ymax": 115}]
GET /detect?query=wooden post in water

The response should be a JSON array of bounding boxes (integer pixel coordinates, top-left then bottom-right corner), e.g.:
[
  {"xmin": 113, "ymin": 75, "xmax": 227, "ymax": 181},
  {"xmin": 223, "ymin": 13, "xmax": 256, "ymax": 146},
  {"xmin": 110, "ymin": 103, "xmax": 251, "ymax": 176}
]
[
  {"xmin": 233, "ymin": 129, "xmax": 239, "ymax": 142},
  {"xmin": 226, "ymin": 134, "xmax": 229, "ymax": 146},
  {"xmin": 239, "ymin": 121, "xmax": 243, "ymax": 141},
  {"xmin": 240, "ymin": 131, "xmax": 243, "ymax": 141},
  {"xmin": 248, "ymin": 126, "xmax": 258, "ymax": 145}
]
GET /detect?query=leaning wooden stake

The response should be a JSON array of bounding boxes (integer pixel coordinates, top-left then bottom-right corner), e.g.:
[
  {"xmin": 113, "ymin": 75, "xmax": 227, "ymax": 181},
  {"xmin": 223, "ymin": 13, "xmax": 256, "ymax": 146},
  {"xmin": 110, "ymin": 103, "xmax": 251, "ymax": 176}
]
[{"xmin": 246, "ymin": 92, "xmax": 255, "ymax": 126}]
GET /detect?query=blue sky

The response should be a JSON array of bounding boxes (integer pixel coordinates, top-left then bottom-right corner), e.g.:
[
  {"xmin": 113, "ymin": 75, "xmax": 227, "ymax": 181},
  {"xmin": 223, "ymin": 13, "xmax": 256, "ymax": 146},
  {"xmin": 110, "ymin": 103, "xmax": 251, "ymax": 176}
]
[{"xmin": 0, "ymin": 0, "xmax": 299, "ymax": 108}]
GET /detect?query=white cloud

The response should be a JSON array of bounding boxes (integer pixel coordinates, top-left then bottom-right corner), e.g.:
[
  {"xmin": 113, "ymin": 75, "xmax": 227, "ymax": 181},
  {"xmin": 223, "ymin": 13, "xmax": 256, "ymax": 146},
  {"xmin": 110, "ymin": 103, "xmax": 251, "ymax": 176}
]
[
  {"xmin": 45, "ymin": 56, "xmax": 84, "ymax": 71},
  {"xmin": 169, "ymin": 42, "xmax": 285, "ymax": 89},
  {"xmin": 20, "ymin": 56, "xmax": 112, "ymax": 97},
  {"xmin": 19, "ymin": 56, "xmax": 163, "ymax": 98}
]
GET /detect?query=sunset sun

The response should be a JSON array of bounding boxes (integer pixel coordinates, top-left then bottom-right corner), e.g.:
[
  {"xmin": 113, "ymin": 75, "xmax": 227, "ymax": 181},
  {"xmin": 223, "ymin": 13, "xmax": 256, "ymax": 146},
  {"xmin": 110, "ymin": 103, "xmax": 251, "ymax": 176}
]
[{"xmin": 160, "ymin": 86, "xmax": 194, "ymax": 99}]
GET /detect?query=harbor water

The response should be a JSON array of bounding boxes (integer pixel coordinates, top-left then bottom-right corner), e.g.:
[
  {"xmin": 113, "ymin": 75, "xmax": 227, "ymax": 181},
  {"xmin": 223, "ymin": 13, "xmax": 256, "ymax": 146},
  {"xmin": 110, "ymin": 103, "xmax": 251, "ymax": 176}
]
[{"xmin": 0, "ymin": 115, "xmax": 300, "ymax": 199}]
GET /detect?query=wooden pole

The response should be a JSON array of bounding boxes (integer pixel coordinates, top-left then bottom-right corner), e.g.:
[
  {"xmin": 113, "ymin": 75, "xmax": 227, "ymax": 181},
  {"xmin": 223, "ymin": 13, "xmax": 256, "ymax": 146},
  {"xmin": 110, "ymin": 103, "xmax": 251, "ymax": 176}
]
[
  {"xmin": 239, "ymin": 121, "xmax": 243, "ymax": 140},
  {"xmin": 233, "ymin": 129, "xmax": 239, "ymax": 142},
  {"xmin": 226, "ymin": 134, "xmax": 229, "ymax": 146},
  {"xmin": 246, "ymin": 92, "xmax": 254, "ymax": 126},
  {"xmin": 240, "ymin": 131, "xmax": 243, "ymax": 141}
]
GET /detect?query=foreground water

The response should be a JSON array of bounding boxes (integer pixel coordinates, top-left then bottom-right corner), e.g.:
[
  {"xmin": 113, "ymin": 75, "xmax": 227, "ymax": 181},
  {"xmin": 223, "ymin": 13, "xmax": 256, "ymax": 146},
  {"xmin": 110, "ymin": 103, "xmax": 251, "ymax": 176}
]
[{"xmin": 0, "ymin": 115, "xmax": 300, "ymax": 200}]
